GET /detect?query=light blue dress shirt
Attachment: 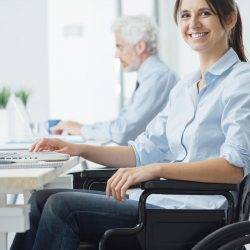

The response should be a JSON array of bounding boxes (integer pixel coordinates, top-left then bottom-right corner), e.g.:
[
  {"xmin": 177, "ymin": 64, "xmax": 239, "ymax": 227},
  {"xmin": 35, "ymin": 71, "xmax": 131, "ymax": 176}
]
[
  {"xmin": 81, "ymin": 55, "xmax": 179, "ymax": 145},
  {"xmin": 129, "ymin": 48, "xmax": 250, "ymax": 209}
]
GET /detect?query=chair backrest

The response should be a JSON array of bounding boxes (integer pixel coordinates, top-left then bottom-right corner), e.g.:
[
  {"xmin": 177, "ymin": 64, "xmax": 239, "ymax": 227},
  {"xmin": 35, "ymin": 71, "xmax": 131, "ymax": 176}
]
[{"xmin": 235, "ymin": 174, "xmax": 250, "ymax": 222}]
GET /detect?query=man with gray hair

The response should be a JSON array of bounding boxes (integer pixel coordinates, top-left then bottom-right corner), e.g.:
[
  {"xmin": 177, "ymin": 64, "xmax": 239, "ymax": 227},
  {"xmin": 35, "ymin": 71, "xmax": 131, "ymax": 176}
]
[{"xmin": 52, "ymin": 15, "xmax": 178, "ymax": 145}]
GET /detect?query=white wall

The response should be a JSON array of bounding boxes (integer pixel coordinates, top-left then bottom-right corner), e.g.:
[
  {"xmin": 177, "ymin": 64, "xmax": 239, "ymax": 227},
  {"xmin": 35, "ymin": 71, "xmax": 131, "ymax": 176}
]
[
  {"xmin": 237, "ymin": 0, "xmax": 250, "ymax": 57},
  {"xmin": 158, "ymin": 0, "xmax": 180, "ymax": 73},
  {"xmin": 0, "ymin": 0, "xmax": 49, "ymax": 122},
  {"xmin": 48, "ymin": 0, "xmax": 119, "ymax": 123}
]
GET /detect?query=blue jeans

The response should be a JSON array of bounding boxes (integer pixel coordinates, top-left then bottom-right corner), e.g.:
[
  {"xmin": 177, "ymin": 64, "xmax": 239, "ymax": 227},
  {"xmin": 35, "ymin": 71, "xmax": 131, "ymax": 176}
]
[{"xmin": 10, "ymin": 189, "xmax": 142, "ymax": 250}]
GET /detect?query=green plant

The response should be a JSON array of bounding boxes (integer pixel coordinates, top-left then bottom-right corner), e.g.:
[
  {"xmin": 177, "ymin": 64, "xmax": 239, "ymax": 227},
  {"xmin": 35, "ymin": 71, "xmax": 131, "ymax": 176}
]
[
  {"xmin": 0, "ymin": 87, "xmax": 11, "ymax": 109},
  {"xmin": 15, "ymin": 89, "xmax": 30, "ymax": 107}
]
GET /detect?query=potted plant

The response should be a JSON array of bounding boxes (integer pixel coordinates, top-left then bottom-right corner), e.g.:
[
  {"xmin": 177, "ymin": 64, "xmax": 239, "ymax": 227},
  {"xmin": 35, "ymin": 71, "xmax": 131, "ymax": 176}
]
[
  {"xmin": 0, "ymin": 87, "xmax": 11, "ymax": 139},
  {"xmin": 0, "ymin": 87, "xmax": 11, "ymax": 109},
  {"xmin": 15, "ymin": 89, "xmax": 30, "ymax": 107}
]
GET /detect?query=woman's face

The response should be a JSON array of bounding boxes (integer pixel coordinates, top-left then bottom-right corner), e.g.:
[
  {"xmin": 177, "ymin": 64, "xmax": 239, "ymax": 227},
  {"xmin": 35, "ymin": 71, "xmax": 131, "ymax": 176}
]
[{"xmin": 179, "ymin": 0, "xmax": 232, "ymax": 55}]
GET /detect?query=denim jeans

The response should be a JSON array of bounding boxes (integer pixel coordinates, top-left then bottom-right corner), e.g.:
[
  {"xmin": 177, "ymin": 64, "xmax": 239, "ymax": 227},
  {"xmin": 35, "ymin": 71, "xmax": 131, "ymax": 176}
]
[{"xmin": 10, "ymin": 189, "xmax": 142, "ymax": 250}]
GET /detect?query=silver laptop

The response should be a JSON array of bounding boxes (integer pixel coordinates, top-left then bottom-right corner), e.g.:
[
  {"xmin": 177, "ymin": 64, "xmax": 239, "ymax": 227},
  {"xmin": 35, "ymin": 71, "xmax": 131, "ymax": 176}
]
[
  {"xmin": 10, "ymin": 96, "xmax": 49, "ymax": 138},
  {"xmin": 0, "ymin": 150, "xmax": 70, "ymax": 162}
]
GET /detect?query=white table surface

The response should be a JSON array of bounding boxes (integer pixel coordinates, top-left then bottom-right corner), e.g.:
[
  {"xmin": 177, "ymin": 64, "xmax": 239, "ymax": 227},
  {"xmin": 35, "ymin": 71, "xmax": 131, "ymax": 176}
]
[
  {"xmin": 0, "ymin": 157, "xmax": 79, "ymax": 192},
  {"xmin": 0, "ymin": 156, "xmax": 79, "ymax": 250}
]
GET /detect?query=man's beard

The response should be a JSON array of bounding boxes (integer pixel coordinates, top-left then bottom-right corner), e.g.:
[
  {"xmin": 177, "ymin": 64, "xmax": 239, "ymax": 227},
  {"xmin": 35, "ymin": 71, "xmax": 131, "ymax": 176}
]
[{"xmin": 122, "ymin": 57, "xmax": 141, "ymax": 72}]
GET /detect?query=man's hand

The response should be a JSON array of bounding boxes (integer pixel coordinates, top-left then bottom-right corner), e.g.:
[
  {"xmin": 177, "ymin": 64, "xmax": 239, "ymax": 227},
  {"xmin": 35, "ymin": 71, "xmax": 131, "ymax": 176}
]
[
  {"xmin": 106, "ymin": 165, "xmax": 160, "ymax": 202},
  {"xmin": 30, "ymin": 138, "xmax": 81, "ymax": 156},
  {"xmin": 51, "ymin": 121, "xmax": 83, "ymax": 135}
]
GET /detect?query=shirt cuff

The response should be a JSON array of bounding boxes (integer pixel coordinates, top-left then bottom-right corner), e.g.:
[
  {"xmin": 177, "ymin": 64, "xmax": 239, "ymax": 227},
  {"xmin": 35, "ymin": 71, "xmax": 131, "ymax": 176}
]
[
  {"xmin": 220, "ymin": 143, "xmax": 250, "ymax": 176},
  {"xmin": 80, "ymin": 123, "xmax": 111, "ymax": 143},
  {"xmin": 128, "ymin": 140, "xmax": 141, "ymax": 167}
]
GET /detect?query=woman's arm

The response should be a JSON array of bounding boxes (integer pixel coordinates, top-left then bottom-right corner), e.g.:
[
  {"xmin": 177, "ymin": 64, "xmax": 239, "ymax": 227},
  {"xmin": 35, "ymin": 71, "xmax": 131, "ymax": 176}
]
[
  {"xmin": 31, "ymin": 138, "xmax": 136, "ymax": 168},
  {"xmin": 106, "ymin": 158, "xmax": 243, "ymax": 201},
  {"xmin": 77, "ymin": 144, "xmax": 136, "ymax": 168},
  {"xmin": 157, "ymin": 158, "xmax": 243, "ymax": 184}
]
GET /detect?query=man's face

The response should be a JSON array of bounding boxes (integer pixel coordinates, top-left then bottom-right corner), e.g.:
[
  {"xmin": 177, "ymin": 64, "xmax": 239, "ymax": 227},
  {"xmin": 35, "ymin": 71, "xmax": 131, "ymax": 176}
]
[{"xmin": 114, "ymin": 32, "xmax": 141, "ymax": 72}]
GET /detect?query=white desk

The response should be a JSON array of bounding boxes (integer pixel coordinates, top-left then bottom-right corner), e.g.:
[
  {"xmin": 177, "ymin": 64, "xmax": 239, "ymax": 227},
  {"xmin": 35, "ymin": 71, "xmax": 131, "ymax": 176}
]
[{"xmin": 0, "ymin": 157, "xmax": 79, "ymax": 250}]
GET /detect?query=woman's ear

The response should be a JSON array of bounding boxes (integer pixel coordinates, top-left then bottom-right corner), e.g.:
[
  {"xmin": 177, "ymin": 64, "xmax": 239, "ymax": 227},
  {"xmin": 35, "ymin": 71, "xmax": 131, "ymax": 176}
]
[{"xmin": 225, "ymin": 11, "xmax": 237, "ymax": 31}]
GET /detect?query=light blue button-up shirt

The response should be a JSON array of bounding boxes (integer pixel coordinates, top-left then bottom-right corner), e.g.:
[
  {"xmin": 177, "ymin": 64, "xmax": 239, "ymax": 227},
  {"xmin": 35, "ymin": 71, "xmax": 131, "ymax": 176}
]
[
  {"xmin": 129, "ymin": 48, "xmax": 250, "ymax": 209},
  {"xmin": 81, "ymin": 55, "xmax": 179, "ymax": 145}
]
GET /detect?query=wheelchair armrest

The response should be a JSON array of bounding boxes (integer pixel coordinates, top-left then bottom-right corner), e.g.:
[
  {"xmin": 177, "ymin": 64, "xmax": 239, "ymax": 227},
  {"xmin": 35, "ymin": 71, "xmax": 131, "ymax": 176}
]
[
  {"xmin": 141, "ymin": 179, "xmax": 238, "ymax": 194},
  {"xmin": 70, "ymin": 168, "xmax": 118, "ymax": 189},
  {"xmin": 81, "ymin": 168, "xmax": 118, "ymax": 178},
  {"xmin": 139, "ymin": 179, "xmax": 238, "ymax": 224}
]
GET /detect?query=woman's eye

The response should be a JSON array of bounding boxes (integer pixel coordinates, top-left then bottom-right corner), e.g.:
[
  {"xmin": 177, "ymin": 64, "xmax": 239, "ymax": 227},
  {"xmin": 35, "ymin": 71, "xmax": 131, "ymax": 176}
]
[
  {"xmin": 200, "ymin": 11, "xmax": 212, "ymax": 16},
  {"xmin": 180, "ymin": 13, "xmax": 190, "ymax": 19}
]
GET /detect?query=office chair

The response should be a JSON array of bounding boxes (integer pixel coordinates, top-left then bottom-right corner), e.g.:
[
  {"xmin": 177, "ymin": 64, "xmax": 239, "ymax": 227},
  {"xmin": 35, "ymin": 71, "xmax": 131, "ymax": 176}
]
[{"xmin": 74, "ymin": 169, "xmax": 250, "ymax": 250}]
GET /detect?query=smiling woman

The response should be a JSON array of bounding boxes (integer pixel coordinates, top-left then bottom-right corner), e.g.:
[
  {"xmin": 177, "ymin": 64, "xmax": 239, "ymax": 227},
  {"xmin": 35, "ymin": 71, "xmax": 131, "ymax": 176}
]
[
  {"xmin": 174, "ymin": 0, "xmax": 247, "ymax": 90},
  {"xmin": 174, "ymin": 0, "xmax": 247, "ymax": 62}
]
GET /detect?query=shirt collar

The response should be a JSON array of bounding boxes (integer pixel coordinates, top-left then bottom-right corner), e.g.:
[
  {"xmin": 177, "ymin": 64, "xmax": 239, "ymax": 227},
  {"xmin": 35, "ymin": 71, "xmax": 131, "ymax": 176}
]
[
  {"xmin": 207, "ymin": 48, "xmax": 240, "ymax": 76},
  {"xmin": 187, "ymin": 48, "xmax": 240, "ymax": 88},
  {"xmin": 137, "ymin": 55, "xmax": 159, "ymax": 83}
]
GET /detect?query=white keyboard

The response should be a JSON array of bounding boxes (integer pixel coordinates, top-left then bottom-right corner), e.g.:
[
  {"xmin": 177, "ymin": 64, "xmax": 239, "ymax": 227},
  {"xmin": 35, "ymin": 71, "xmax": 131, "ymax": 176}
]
[{"xmin": 0, "ymin": 150, "xmax": 70, "ymax": 162}]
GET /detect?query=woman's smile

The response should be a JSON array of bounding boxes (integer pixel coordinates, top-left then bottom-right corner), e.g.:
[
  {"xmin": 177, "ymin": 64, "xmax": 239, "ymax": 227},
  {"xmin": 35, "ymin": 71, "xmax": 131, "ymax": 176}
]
[{"xmin": 188, "ymin": 32, "xmax": 209, "ymax": 40}]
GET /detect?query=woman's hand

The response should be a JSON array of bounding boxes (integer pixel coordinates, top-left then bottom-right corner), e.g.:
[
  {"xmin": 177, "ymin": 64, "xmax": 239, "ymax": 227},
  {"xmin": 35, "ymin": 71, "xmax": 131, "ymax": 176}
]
[
  {"xmin": 30, "ymin": 138, "xmax": 81, "ymax": 156},
  {"xmin": 106, "ymin": 165, "xmax": 161, "ymax": 202}
]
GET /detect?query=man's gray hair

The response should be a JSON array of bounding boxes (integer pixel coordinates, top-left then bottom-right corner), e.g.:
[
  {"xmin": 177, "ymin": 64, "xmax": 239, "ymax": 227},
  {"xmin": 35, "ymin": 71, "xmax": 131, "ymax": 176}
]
[{"xmin": 111, "ymin": 15, "xmax": 158, "ymax": 55}]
